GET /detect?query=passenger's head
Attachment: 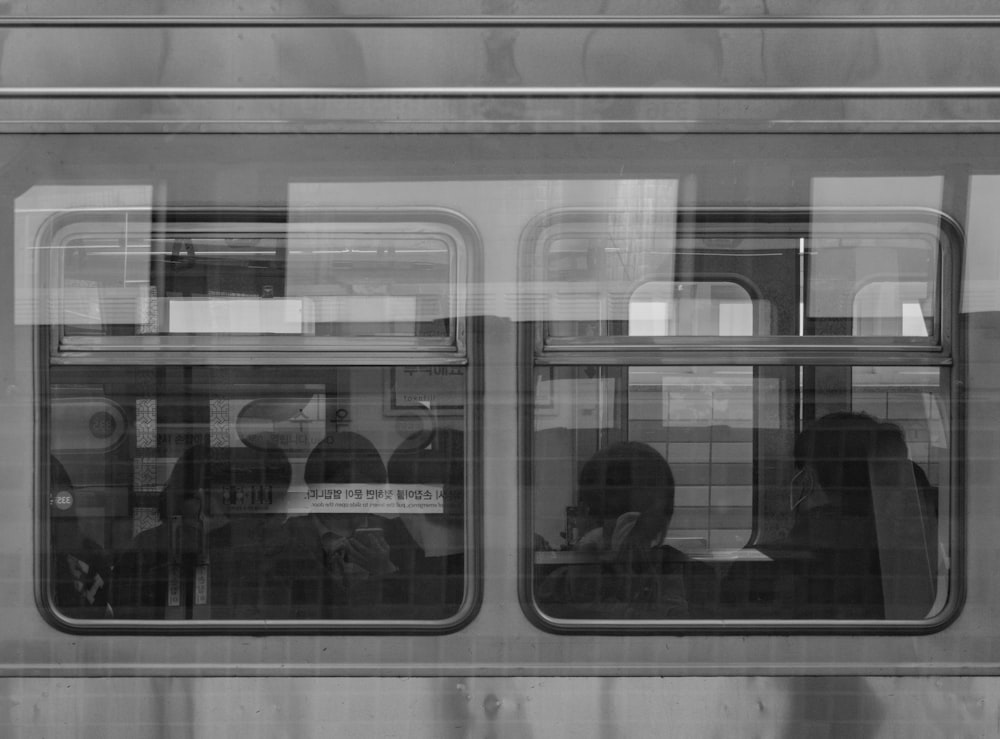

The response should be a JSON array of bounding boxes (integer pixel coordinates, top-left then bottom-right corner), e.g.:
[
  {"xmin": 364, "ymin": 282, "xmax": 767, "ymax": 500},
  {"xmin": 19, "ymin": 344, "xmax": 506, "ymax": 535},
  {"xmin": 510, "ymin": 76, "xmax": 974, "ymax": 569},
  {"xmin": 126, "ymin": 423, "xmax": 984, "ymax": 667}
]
[
  {"xmin": 578, "ymin": 442, "xmax": 675, "ymax": 538},
  {"xmin": 305, "ymin": 432, "xmax": 387, "ymax": 530},
  {"xmin": 792, "ymin": 411, "xmax": 906, "ymax": 516},
  {"xmin": 305, "ymin": 432, "xmax": 387, "ymax": 487}
]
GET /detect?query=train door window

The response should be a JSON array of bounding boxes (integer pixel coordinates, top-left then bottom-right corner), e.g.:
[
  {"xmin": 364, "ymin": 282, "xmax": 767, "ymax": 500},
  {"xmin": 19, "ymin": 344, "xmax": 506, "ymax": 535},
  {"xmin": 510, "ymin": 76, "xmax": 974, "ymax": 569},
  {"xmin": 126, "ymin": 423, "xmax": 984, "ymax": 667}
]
[
  {"xmin": 25, "ymin": 185, "xmax": 477, "ymax": 631},
  {"xmin": 525, "ymin": 208, "xmax": 957, "ymax": 630}
]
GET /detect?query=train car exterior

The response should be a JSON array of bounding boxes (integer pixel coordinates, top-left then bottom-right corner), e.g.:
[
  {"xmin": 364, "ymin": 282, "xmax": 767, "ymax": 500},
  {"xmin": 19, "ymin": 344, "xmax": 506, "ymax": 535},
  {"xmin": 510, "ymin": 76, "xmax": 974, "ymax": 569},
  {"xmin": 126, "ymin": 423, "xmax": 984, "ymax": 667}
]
[{"xmin": 2, "ymin": 2, "xmax": 1000, "ymax": 737}]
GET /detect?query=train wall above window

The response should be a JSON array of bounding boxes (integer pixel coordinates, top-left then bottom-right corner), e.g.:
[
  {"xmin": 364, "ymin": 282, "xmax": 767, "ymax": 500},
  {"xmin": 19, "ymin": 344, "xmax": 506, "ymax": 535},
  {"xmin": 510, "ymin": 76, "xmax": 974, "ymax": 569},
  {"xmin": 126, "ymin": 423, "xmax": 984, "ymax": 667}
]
[{"xmin": 0, "ymin": 13, "xmax": 999, "ymax": 132}]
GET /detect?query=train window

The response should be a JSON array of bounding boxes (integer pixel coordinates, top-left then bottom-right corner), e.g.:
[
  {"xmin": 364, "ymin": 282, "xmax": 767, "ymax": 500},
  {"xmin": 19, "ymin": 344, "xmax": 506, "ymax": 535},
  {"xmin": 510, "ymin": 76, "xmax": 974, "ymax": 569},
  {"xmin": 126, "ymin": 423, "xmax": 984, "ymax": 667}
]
[
  {"xmin": 27, "ymin": 187, "xmax": 476, "ymax": 631},
  {"xmin": 526, "ymin": 209, "xmax": 956, "ymax": 629}
]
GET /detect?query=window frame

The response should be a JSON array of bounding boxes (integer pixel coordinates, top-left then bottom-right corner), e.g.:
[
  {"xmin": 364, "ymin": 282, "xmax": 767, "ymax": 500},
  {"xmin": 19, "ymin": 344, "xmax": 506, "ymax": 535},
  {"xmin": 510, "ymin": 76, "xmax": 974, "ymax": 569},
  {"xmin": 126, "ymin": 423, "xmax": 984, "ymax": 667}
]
[
  {"xmin": 520, "ymin": 206, "xmax": 963, "ymax": 634},
  {"xmin": 35, "ymin": 202, "xmax": 483, "ymax": 634}
]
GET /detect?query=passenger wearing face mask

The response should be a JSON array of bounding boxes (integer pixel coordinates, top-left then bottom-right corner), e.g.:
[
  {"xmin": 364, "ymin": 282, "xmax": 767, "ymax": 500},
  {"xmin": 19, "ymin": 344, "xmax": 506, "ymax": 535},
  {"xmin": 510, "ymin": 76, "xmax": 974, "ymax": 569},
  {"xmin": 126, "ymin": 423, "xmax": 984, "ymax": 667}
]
[
  {"xmin": 724, "ymin": 411, "xmax": 930, "ymax": 620},
  {"xmin": 782, "ymin": 411, "xmax": 888, "ymax": 618}
]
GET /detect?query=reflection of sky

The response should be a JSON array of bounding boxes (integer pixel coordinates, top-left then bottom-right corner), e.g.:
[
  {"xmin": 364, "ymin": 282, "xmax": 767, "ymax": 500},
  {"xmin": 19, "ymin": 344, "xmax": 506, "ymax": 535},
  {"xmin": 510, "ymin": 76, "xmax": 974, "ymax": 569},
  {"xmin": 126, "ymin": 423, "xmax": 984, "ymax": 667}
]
[
  {"xmin": 966, "ymin": 176, "xmax": 1000, "ymax": 313},
  {"xmin": 811, "ymin": 176, "xmax": 944, "ymax": 327}
]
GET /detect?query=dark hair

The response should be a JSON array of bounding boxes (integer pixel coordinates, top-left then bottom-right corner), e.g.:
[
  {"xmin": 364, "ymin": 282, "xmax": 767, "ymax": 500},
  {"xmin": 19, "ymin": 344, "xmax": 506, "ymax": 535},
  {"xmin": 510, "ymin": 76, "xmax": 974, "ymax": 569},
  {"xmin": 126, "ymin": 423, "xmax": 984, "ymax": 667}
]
[
  {"xmin": 304, "ymin": 432, "xmax": 386, "ymax": 485},
  {"xmin": 51, "ymin": 455, "xmax": 72, "ymax": 491},
  {"xmin": 578, "ymin": 441, "xmax": 675, "ymax": 521}
]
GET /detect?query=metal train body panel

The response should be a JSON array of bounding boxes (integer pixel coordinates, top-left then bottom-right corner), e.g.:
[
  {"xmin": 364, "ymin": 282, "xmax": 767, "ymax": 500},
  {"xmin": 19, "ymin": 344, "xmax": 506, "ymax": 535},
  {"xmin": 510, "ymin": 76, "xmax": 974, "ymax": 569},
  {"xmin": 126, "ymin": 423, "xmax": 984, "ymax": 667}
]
[
  {"xmin": 1, "ymin": 676, "xmax": 995, "ymax": 739},
  {"xmin": 0, "ymin": 2, "xmax": 998, "ymax": 736}
]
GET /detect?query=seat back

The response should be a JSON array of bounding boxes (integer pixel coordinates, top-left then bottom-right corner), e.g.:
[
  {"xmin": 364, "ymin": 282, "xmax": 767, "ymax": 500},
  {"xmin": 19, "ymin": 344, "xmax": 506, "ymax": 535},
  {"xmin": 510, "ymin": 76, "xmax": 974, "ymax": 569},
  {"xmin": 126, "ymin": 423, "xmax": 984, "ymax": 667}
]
[{"xmin": 869, "ymin": 427, "xmax": 937, "ymax": 619}]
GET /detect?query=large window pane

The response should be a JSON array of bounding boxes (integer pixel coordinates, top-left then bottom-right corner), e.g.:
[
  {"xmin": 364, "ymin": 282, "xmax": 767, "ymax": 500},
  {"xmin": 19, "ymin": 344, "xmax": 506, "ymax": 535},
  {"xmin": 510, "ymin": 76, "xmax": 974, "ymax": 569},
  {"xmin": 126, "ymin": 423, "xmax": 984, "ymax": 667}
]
[
  {"xmin": 530, "ymin": 365, "xmax": 950, "ymax": 623},
  {"xmin": 48, "ymin": 365, "xmax": 468, "ymax": 623}
]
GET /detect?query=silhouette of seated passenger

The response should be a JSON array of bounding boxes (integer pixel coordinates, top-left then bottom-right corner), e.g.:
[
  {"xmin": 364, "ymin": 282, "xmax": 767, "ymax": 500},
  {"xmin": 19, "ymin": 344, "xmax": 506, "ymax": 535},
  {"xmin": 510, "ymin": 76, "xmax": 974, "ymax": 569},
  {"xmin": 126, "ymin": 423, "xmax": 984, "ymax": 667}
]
[
  {"xmin": 113, "ymin": 442, "xmax": 293, "ymax": 619},
  {"xmin": 204, "ymin": 442, "xmax": 295, "ymax": 619},
  {"xmin": 536, "ymin": 441, "xmax": 690, "ymax": 619},
  {"xmin": 782, "ymin": 411, "xmax": 887, "ymax": 618},
  {"xmin": 279, "ymin": 431, "xmax": 419, "ymax": 618},
  {"xmin": 387, "ymin": 428, "xmax": 466, "ymax": 617},
  {"xmin": 49, "ymin": 456, "xmax": 112, "ymax": 618},
  {"xmin": 724, "ymin": 411, "xmax": 935, "ymax": 620}
]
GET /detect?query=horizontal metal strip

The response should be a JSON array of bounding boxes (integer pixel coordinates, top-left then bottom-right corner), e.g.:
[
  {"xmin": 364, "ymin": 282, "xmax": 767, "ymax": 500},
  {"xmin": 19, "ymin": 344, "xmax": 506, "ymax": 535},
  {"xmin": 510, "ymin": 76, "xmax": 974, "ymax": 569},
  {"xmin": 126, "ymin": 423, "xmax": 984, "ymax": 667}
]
[
  {"xmin": 6, "ymin": 86, "xmax": 1000, "ymax": 98},
  {"xmin": 533, "ymin": 352, "xmax": 952, "ymax": 366},
  {"xmin": 51, "ymin": 352, "xmax": 469, "ymax": 367},
  {"xmin": 3, "ymin": 121, "xmax": 1000, "ymax": 134},
  {"xmin": 541, "ymin": 341, "xmax": 946, "ymax": 353},
  {"xmin": 59, "ymin": 338, "xmax": 461, "ymax": 352},
  {"xmin": 2, "ymin": 16, "xmax": 1000, "ymax": 28}
]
